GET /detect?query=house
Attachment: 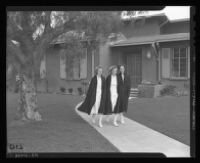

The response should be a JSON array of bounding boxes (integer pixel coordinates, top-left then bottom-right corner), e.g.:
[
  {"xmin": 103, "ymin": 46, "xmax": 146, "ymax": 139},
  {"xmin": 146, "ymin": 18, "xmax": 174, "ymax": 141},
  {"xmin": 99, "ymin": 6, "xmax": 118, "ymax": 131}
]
[{"xmin": 38, "ymin": 13, "xmax": 190, "ymax": 94}]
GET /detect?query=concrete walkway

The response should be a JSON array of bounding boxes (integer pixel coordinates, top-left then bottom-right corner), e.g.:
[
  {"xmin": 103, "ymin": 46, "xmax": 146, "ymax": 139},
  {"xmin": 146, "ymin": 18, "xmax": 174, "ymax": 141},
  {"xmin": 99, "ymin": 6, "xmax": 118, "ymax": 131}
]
[{"xmin": 75, "ymin": 102, "xmax": 190, "ymax": 157}]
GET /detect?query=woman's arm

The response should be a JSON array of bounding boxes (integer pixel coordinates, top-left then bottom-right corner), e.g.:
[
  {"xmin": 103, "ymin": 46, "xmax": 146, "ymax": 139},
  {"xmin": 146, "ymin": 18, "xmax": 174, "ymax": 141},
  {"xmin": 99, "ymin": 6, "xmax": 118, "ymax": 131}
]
[{"xmin": 127, "ymin": 75, "xmax": 131, "ymax": 97}]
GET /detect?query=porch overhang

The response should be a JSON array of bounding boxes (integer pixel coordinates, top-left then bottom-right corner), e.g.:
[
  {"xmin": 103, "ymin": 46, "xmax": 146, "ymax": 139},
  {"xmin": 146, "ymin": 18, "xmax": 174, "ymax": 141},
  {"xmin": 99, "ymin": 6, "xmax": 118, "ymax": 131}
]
[{"xmin": 110, "ymin": 33, "xmax": 190, "ymax": 47}]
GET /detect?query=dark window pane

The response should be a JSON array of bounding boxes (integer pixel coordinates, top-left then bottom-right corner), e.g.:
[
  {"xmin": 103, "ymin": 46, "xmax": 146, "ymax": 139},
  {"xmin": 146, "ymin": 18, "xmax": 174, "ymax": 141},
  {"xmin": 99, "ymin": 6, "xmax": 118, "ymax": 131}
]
[
  {"xmin": 172, "ymin": 54, "xmax": 179, "ymax": 77},
  {"xmin": 180, "ymin": 57, "xmax": 187, "ymax": 77},
  {"xmin": 173, "ymin": 48, "xmax": 179, "ymax": 58},
  {"xmin": 180, "ymin": 48, "xmax": 187, "ymax": 58},
  {"xmin": 180, "ymin": 71, "xmax": 187, "ymax": 77}
]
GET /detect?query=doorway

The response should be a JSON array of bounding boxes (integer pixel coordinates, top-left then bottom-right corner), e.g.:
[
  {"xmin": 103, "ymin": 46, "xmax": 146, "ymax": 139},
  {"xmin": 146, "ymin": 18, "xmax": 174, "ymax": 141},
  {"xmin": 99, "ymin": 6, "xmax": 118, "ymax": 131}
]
[{"xmin": 126, "ymin": 53, "xmax": 142, "ymax": 88}]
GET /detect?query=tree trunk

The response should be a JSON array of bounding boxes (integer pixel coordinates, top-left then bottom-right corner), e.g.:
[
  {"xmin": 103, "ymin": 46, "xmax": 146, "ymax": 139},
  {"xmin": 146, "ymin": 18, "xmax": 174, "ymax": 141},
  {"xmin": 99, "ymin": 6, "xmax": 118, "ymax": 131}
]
[
  {"xmin": 17, "ymin": 73, "xmax": 42, "ymax": 121},
  {"xmin": 16, "ymin": 73, "xmax": 27, "ymax": 120}
]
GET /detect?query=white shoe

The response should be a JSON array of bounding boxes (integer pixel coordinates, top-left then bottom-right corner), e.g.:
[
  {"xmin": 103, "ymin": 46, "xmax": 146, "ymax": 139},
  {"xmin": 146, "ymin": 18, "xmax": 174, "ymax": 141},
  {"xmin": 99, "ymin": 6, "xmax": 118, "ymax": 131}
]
[
  {"xmin": 113, "ymin": 121, "xmax": 119, "ymax": 127},
  {"xmin": 120, "ymin": 119, "xmax": 125, "ymax": 124},
  {"xmin": 120, "ymin": 118, "xmax": 125, "ymax": 124},
  {"xmin": 99, "ymin": 122, "xmax": 103, "ymax": 128}
]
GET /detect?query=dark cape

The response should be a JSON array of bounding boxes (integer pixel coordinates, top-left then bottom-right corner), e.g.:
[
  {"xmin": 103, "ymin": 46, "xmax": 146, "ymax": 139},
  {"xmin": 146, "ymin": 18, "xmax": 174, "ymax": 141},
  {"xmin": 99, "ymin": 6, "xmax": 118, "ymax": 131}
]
[
  {"xmin": 117, "ymin": 73, "xmax": 131, "ymax": 113},
  {"xmin": 104, "ymin": 75, "xmax": 120, "ymax": 115},
  {"xmin": 77, "ymin": 75, "xmax": 106, "ymax": 115}
]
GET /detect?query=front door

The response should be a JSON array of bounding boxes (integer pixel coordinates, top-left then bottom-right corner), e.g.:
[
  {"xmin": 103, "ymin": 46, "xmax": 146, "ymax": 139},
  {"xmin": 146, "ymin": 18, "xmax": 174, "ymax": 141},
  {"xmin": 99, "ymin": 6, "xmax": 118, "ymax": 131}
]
[{"xmin": 126, "ymin": 53, "xmax": 142, "ymax": 88}]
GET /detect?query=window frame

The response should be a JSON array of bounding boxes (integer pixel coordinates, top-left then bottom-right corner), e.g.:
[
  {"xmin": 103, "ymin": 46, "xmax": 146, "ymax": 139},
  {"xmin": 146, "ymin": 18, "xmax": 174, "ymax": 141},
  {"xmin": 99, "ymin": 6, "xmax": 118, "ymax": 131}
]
[
  {"xmin": 170, "ymin": 46, "xmax": 189, "ymax": 80},
  {"xmin": 65, "ymin": 47, "xmax": 88, "ymax": 81}
]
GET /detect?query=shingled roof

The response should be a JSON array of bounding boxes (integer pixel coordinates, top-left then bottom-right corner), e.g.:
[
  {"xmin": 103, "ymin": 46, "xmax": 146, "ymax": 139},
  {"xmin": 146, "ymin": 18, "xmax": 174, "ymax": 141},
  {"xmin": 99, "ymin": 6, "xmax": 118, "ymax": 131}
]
[{"xmin": 110, "ymin": 33, "xmax": 190, "ymax": 47}]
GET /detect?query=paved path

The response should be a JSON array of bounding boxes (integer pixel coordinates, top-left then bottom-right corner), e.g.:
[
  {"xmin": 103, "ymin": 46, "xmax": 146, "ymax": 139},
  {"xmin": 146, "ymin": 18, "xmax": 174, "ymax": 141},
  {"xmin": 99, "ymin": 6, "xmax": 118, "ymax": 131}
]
[{"xmin": 75, "ymin": 102, "xmax": 190, "ymax": 157}]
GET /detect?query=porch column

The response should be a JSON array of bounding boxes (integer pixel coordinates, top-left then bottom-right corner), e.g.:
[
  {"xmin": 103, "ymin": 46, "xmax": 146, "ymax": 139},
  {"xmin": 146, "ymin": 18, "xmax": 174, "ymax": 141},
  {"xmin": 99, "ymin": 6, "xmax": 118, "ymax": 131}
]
[{"xmin": 158, "ymin": 49, "xmax": 161, "ymax": 82}]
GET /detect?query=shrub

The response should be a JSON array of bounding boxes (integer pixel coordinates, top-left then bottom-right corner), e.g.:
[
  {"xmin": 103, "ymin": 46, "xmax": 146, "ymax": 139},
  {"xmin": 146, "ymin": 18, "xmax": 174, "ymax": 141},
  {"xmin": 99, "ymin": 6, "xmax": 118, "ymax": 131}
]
[
  {"xmin": 160, "ymin": 85, "xmax": 176, "ymax": 96},
  {"xmin": 68, "ymin": 88, "xmax": 73, "ymax": 94},
  {"xmin": 60, "ymin": 86, "xmax": 66, "ymax": 93},
  {"xmin": 77, "ymin": 87, "xmax": 83, "ymax": 95},
  {"xmin": 81, "ymin": 81, "xmax": 88, "ymax": 86}
]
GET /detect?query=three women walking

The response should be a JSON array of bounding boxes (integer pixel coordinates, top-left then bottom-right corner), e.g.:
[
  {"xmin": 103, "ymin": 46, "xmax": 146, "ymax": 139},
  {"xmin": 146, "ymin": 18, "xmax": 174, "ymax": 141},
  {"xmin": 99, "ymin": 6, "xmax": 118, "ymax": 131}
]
[{"xmin": 77, "ymin": 65, "xmax": 131, "ymax": 128}]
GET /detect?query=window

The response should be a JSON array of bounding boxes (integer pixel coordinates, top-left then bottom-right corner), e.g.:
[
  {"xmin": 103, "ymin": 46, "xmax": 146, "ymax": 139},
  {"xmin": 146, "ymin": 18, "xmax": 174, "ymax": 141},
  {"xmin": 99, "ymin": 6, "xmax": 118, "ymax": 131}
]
[
  {"xmin": 60, "ymin": 48, "xmax": 87, "ymax": 80},
  {"xmin": 161, "ymin": 46, "xmax": 190, "ymax": 80},
  {"xmin": 171, "ymin": 47, "xmax": 188, "ymax": 78}
]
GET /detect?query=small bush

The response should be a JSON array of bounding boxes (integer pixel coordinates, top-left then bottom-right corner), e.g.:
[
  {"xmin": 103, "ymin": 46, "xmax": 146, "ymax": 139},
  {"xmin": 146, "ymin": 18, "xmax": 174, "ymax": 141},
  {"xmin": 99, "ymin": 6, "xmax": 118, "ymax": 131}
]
[
  {"xmin": 77, "ymin": 87, "xmax": 83, "ymax": 95},
  {"xmin": 68, "ymin": 88, "xmax": 73, "ymax": 94},
  {"xmin": 60, "ymin": 86, "xmax": 66, "ymax": 93},
  {"xmin": 160, "ymin": 85, "xmax": 176, "ymax": 96}
]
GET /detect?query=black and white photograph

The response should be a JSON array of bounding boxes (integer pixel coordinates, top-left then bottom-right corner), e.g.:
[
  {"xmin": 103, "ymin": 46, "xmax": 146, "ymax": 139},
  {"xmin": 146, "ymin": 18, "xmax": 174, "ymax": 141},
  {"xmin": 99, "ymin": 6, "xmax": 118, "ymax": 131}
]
[{"xmin": 6, "ymin": 6, "xmax": 194, "ymax": 158}]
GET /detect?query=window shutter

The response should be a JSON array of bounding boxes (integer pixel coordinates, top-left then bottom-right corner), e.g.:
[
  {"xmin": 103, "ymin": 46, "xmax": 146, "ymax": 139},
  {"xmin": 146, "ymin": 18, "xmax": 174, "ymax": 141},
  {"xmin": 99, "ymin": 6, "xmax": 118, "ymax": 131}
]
[
  {"xmin": 66, "ymin": 56, "xmax": 73, "ymax": 80},
  {"xmin": 73, "ymin": 57, "xmax": 80, "ymax": 80},
  {"xmin": 60, "ymin": 50, "xmax": 66, "ymax": 79},
  {"xmin": 40, "ymin": 55, "xmax": 46, "ymax": 79},
  {"xmin": 80, "ymin": 48, "xmax": 87, "ymax": 79},
  {"xmin": 161, "ymin": 48, "xmax": 171, "ymax": 78},
  {"xmin": 188, "ymin": 46, "xmax": 190, "ymax": 78}
]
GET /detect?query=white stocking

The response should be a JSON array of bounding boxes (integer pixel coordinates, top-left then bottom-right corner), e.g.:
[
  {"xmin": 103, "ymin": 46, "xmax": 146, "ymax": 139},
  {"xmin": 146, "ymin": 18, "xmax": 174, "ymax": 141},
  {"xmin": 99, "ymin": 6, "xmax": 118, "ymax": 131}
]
[
  {"xmin": 98, "ymin": 115, "xmax": 103, "ymax": 128},
  {"xmin": 113, "ymin": 114, "xmax": 119, "ymax": 126},
  {"xmin": 120, "ymin": 113, "xmax": 125, "ymax": 124}
]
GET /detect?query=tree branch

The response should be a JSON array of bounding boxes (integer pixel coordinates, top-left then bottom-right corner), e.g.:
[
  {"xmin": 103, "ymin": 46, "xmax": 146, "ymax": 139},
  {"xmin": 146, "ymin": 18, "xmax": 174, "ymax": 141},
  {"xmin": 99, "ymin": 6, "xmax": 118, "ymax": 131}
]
[
  {"xmin": 7, "ymin": 39, "xmax": 28, "ymax": 65},
  {"xmin": 43, "ymin": 11, "xmax": 52, "ymax": 36}
]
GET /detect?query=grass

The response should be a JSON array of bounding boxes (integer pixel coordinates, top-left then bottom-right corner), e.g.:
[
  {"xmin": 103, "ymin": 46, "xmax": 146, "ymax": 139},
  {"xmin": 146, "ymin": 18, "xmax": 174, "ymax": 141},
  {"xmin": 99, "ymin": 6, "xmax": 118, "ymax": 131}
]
[
  {"xmin": 7, "ymin": 92, "xmax": 119, "ymax": 153},
  {"xmin": 7, "ymin": 92, "xmax": 190, "ymax": 153},
  {"xmin": 126, "ymin": 96, "xmax": 190, "ymax": 146}
]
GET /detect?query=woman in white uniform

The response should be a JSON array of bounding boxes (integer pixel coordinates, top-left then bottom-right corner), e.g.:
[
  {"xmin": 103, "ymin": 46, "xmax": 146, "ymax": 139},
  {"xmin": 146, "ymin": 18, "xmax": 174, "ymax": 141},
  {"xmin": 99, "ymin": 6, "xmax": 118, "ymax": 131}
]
[
  {"xmin": 105, "ymin": 66, "xmax": 120, "ymax": 126},
  {"xmin": 77, "ymin": 66, "xmax": 106, "ymax": 128}
]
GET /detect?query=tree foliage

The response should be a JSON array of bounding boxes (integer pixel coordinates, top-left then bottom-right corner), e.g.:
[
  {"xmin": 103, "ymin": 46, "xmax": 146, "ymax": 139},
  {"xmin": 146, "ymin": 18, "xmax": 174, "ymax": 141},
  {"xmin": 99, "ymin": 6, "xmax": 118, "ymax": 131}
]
[{"xmin": 7, "ymin": 11, "xmax": 77, "ymax": 81}]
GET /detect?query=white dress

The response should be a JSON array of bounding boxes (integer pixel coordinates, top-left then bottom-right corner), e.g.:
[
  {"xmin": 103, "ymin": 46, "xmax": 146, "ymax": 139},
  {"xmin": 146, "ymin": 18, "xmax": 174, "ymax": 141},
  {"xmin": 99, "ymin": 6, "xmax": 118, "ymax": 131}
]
[
  {"xmin": 110, "ymin": 75, "xmax": 118, "ymax": 112},
  {"xmin": 90, "ymin": 76, "xmax": 102, "ymax": 115}
]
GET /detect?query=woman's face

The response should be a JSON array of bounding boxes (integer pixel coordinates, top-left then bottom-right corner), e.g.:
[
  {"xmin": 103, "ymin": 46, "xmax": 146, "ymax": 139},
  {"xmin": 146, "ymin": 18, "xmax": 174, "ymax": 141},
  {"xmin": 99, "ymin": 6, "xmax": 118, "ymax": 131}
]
[
  {"xmin": 120, "ymin": 66, "xmax": 125, "ymax": 73},
  {"xmin": 112, "ymin": 68, "xmax": 117, "ymax": 75},
  {"xmin": 97, "ymin": 68, "xmax": 102, "ymax": 76}
]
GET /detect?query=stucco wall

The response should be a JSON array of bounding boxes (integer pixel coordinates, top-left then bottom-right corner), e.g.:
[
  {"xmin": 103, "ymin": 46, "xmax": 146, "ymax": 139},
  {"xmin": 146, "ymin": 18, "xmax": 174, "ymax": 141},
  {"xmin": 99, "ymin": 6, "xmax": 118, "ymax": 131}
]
[
  {"xmin": 99, "ymin": 43, "xmax": 113, "ymax": 77},
  {"xmin": 142, "ymin": 46, "xmax": 157, "ymax": 84},
  {"xmin": 45, "ymin": 46, "xmax": 60, "ymax": 92}
]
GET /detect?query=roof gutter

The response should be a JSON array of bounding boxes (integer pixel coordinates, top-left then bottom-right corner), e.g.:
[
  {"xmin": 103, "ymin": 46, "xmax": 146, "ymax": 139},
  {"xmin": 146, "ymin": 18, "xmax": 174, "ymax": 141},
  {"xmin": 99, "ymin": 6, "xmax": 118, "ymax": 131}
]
[
  {"xmin": 110, "ymin": 41, "xmax": 154, "ymax": 47},
  {"xmin": 110, "ymin": 35, "xmax": 189, "ymax": 47}
]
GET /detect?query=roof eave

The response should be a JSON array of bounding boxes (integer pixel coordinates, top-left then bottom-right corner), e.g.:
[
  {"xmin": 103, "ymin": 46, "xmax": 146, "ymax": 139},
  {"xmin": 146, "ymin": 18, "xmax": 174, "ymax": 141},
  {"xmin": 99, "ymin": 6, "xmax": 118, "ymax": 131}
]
[{"xmin": 110, "ymin": 37, "xmax": 189, "ymax": 47}]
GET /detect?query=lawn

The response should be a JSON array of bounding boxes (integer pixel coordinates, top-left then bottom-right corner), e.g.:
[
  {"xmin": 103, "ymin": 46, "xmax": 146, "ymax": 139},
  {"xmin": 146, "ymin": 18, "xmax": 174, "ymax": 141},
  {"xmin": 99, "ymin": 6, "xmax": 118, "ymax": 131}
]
[
  {"xmin": 6, "ymin": 92, "xmax": 190, "ymax": 154},
  {"xmin": 126, "ymin": 96, "xmax": 190, "ymax": 146},
  {"xmin": 6, "ymin": 92, "xmax": 119, "ymax": 153}
]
